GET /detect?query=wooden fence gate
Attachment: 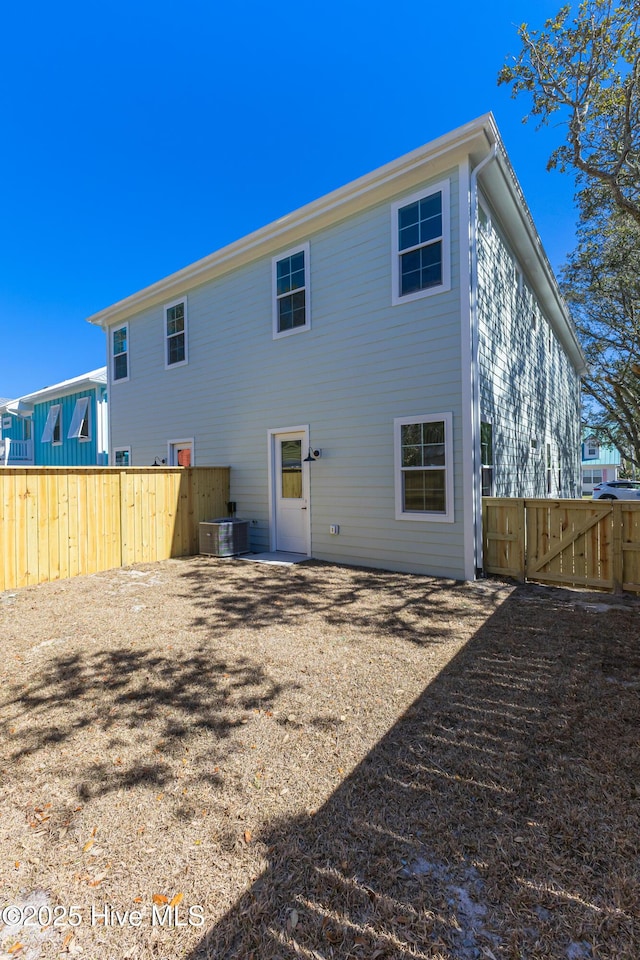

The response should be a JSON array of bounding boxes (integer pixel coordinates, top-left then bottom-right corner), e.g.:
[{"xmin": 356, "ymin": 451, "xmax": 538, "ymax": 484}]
[{"xmin": 483, "ymin": 498, "xmax": 640, "ymax": 594}]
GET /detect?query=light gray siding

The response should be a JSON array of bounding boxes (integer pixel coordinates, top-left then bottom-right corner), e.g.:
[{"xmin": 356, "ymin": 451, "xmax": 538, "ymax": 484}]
[
  {"xmin": 108, "ymin": 167, "xmax": 470, "ymax": 578},
  {"xmin": 476, "ymin": 204, "xmax": 581, "ymax": 497}
]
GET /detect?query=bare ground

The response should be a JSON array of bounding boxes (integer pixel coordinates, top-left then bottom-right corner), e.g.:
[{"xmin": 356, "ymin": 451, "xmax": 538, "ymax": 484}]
[{"xmin": 0, "ymin": 557, "xmax": 638, "ymax": 960}]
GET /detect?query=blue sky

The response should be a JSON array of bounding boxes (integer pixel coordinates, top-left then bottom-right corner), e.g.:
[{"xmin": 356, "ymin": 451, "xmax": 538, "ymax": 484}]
[{"xmin": 1, "ymin": 0, "xmax": 576, "ymax": 399}]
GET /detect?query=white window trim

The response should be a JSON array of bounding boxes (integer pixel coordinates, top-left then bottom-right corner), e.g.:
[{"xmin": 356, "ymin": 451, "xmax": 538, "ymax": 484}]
[
  {"xmin": 272, "ymin": 242, "xmax": 311, "ymax": 340},
  {"xmin": 394, "ymin": 413, "xmax": 454, "ymax": 522},
  {"xmin": 585, "ymin": 439, "xmax": 599, "ymax": 459},
  {"xmin": 480, "ymin": 419, "xmax": 494, "ymax": 498},
  {"xmin": 167, "ymin": 438, "xmax": 195, "ymax": 467},
  {"xmin": 68, "ymin": 397, "xmax": 91, "ymax": 442},
  {"xmin": 164, "ymin": 296, "xmax": 189, "ymax": 369},
  {"xmin": 41, "ymin": 404, "xmax": 62, "ymax": 445},
  {"xmin": 111, "ymin": 322, "xmax": 130, "ymax": 383},
  {"xmin": 478, "ymin": 194, "xmax": 491, "ymax": 229},
  {"xmin": 113, "ymin": 446, "xmax": 132, "ymax": 467},
  {"xmin": 391, "ymin": 179, "xmax": 451, "ymax": 306}
]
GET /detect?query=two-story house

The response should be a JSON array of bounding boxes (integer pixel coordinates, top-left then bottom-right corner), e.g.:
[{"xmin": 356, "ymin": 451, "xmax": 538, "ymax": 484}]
[
  {"xmin": 581, "ymin": 435, "xmax": 622, "ymax": 495},
  {"xmin": 87, "ymin": 114, "xmax": 585, "ymax": 580},
  {"xmin": 0, "ymin": 368, "xmax": 108, "ymax": 466}
]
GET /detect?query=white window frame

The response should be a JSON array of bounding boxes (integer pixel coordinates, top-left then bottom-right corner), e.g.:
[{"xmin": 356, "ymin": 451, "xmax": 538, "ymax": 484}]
[
  {"xmin": 585, "ymin": 439, "xmax": 599, "ymax": 459},
  {"xmin": 394, "ymin": 413, "xmax": 454, "ymax": 522},
  {"xmin": 478, "ymin": 196, "xmax": 491, "ymax": 230},
  {"xmin": 164, "ymin": 297, "xmax": 188, "ymax": 369},
  {"xmin": 41, "ymin": 404, "xmax": 62, "ymax": 445},
  {"xmin": 583, "ymin": 469, "xmax": 603, "ymax": 486},
  {"xmin": 167, "ymin": 438, "xmax": 195, "ymax": 467},
  {"xmin": 391, "ymin": 179, "xmax": 451, "ymax": 306},
  {"xmin": 111, "ymin": 322, "xmax": 129, "ymax": 383},
  {"xmin": 67, "ymin": 397, "xmax": 91, "ymax": 442},
  {"xmin": 272, "ymin": 242, "xmax": 311, "ymax": 340},
  {"xmin": 480, "ymin": 420, "xmax": 494, "ymax": 498},
  {"xmin": 113, "ymin": 446, "xmax": 131, "ymax": 467}
]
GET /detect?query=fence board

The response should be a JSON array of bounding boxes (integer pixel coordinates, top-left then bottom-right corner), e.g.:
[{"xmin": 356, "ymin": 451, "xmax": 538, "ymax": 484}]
[
  {"xmin": 483, "ymin": 497, "xmax": 640, "ymax": 594},
  {"xmin": 482, "ymin": 498, "xmax": 525, "ymax": 579},
  {"xmin": 0, "ymin": 467, "xmax": 229, "ymax": 592},
  {"xmin": 622, "ymin": 505, "xmax": 640, "ymax": 592}
]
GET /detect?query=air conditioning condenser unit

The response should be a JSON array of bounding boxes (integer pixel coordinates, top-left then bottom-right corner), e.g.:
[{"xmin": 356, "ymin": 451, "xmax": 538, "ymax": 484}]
[{"xmin": 199, "ymin": 518, "xmax": 250, "ymax": 557}]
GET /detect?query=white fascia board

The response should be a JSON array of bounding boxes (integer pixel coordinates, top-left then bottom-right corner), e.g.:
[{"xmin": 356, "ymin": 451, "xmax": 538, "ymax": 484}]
[
  {"xmin": 2, "ymin": 399, "xmax": 33, "ymax": 416},
  {"xmin": 86, "ymin": 116, "xmax": 496, "ymax": 329}
]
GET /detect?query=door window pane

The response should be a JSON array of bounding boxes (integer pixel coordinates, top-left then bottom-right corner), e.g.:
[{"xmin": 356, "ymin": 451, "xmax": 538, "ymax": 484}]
[{"xmin": 281, "ymin": 439, "xmax": 302, "ymax": 498}]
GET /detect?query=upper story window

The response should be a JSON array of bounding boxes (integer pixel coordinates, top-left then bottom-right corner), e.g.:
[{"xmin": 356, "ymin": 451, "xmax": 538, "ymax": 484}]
[
  {"xmin": 112, "ymin": 324, "xmax": 129, "ymax": 382},
  {"xmin": 478, "ymin": 201, "xmax": 490, "ymax": 230},
  {"xmin": 391, "ymin": 180, "xmax": 450, "ymax": 305},
  {"xmin": 68, "ymin": 397, "xmax": 91, "ymax": 441},
  {"xmin": 41, "ymin": 404, "xmax": 62, "ymax": 445},
  {"xmin": 272, "ymin": 243, "xmax": 310, "ymax": 339},
  {"xmin": 165, "ymin": 298, "xmax": 188, "ymax": 368},
  {"xmin": 394, "ymin": 413, "xmax": 454, "ymax": 522},
  {"xmin": 585, "ymin": 439, "xmax": 599, "ymax": 459}
]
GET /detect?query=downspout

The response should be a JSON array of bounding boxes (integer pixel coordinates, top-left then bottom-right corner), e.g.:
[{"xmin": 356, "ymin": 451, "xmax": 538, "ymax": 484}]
[{"xmin": 469, "ymin": 142, "xmax": 498, "ymax": 576}]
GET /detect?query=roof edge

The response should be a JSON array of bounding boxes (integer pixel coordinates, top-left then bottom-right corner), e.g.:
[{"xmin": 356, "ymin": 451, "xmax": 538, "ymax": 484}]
[
  {"xmin": 87, "ymin": 115, "xmax": 494, "ymax": 328},
  {"xmin": 2, "ymin": 367, "xmax": 108, "ymax": 408}
]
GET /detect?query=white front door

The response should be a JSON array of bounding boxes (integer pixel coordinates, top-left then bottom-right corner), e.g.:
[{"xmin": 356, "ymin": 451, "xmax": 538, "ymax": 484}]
[{"xmin": 272, "ymin": 430, "xmax": 309, "ymax": 554}]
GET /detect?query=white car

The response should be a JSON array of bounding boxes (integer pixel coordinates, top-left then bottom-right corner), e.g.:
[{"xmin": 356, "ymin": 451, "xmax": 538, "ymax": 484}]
[{"xmin": 592, "ymin": 480, "xmax": 640, "ymax": 500}]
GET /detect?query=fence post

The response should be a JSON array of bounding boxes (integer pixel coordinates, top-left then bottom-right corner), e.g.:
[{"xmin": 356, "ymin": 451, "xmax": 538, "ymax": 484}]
[
  {"xmin": 612, "ymin": 501, "xmax": 624, "ymax": 595},
  {"xmin": 516, "ymin": 498, "xmax": 526, "ymax": 580}
]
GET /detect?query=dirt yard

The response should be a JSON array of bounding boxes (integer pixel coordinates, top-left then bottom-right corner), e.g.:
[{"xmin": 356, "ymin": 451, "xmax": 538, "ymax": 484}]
[{"xmin": 0, "ymin": 557, "xmax": 638, "ymax": 960}]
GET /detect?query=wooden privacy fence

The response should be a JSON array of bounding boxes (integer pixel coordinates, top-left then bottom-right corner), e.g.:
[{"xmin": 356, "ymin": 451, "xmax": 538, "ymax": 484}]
[
  {"xmin": 0, "ymin": 467, "xmax": 230, "ymax": 591},
  {"xmin": 483, "ymin": 497, "xmax": 640, "ymax": 594}
]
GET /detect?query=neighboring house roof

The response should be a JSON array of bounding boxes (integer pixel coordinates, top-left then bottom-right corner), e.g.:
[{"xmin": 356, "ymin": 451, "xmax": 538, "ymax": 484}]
[
  {"xmin": 0, "ymin": 368, "xmax": 107, "ymax": 415},
  {"xmin": 581, "ymin": 434, "xmax": 622, "ymax": 467},
  {"xmin": 581, "ymin": 448, "xmax": 622, "ymax": 467},
  {"xmin": 0, "ymin": 398, "xmax": 13, "ymax": 407},
  {"xmin": 86, "ymin": 113, "xmax": 586, "ymax": 376}
]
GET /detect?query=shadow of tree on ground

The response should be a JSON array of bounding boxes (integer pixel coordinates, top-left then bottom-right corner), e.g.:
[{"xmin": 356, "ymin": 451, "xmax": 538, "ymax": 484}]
[
  {"xmin": 186, "ymin": 584, "xmax": 640, "ymax": 960},
  {"xmin": 179, "ymin": 558, "xmax": 491, "ymax": 644},
  {"xmin": 1, "ymin": 646, "xmax": 293, "ymax": 801},
  {"xmin": 1, "ymin": 559, "xmax": 499, "ymax": 816}
]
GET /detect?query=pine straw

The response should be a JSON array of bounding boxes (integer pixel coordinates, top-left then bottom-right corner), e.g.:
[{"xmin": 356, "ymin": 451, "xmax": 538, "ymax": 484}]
[{"xmin": 0, "ymin": 559, "xmax": 638, "ymax": 960}]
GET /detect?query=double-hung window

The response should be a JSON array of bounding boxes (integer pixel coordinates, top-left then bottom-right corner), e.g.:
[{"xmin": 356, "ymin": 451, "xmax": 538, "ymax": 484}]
[
  {"xmin": 394, "ymin": 413, "xmax": 453, "ymax": 521},
  {"xmin": 391, "ymin": 180, "xmax": 450, "ymax": 304},
  {"xmin": 165, "ymin": 298, "xmax": 188, "ymax": 368},
  {"xmin": 480, "ymin": 421, "xmax": 494, "ymax": 497},
  {"xmin": 272, "ymin": 243, "xmax": 310, "ymax": 338},
  {"xmin": 585, "ymin": 440, "xmax": 599, "ymax": 459},
  {"xmin": 41, "ymin": 404, "xmax": 62, "ymax": 445},
  {"xmin": 68, "ymin": 397, "xmax": 91, "ymax": 441},
  {"xmin": 112, "ymin": 324, "xmax": 129, "ymax": 382}
]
